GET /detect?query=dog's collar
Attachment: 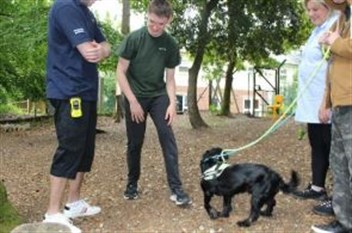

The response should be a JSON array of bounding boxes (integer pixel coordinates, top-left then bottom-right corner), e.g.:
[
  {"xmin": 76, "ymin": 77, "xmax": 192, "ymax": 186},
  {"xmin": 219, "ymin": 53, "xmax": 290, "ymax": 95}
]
[{"xmin": 202, "ymin": 162, "xmax": 231, "ymax": 181}]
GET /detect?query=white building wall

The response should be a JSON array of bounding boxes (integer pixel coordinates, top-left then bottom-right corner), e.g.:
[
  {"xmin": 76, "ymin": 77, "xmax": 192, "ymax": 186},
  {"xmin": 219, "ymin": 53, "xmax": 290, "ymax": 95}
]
[{"xmin": 174, "ymin": 52, "xmax": 300, "ymax": 116}]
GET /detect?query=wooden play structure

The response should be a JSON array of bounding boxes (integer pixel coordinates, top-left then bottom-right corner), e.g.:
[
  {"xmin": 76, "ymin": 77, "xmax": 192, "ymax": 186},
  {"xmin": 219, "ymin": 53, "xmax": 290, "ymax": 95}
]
[{"xmin": 252, "ymin": 60, "xmax": 286, "ymax": 120}]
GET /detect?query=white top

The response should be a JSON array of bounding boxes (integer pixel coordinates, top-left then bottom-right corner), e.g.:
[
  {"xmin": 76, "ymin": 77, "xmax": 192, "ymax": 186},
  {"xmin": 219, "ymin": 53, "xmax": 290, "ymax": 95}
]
[{"xmin": 295, "ymin": 14, "xmax": 338, "ymax": 123}]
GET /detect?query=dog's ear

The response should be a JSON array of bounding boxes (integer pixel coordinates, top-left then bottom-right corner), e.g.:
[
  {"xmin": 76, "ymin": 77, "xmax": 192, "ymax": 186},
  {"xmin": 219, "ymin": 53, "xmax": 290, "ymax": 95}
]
[
  {"xmin": 202, "ymin": 150, "xmax": 211, "ymax": 159},
  {"xmin": 203, "ymin": 147, "xmax": 222, "ymax": 158},
  {"xmin": 212, "ymin": 147, "xmax": 223, "ymax": 155}
]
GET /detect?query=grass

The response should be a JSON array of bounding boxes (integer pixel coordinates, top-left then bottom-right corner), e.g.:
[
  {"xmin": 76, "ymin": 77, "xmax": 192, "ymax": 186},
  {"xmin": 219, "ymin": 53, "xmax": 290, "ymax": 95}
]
[{"xmin": 0, "ymin": 181, "xmax": 23, "ymax": 233}]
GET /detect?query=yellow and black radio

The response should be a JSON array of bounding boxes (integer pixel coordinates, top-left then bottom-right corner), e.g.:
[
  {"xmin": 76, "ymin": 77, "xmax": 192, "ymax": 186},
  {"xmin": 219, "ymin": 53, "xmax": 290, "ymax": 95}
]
[{"xmin": 70, "ymin": 97, "xmax": 82, "ymax": 118}]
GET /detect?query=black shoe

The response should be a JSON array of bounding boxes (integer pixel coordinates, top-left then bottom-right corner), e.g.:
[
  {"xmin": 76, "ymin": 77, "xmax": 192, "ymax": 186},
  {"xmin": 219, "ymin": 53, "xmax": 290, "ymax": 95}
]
[
  {"xmin": 123, "ymin": 184, "xmax": 138, "ymax": 200},
  {"xmin": 170, "ymin": 189, "xmax": 192, "ymax": 206},
  {"xmin": 311, "ymin": 220, "xmax": 352, "ymax": 233},
  {"xmin": 313, "ymin": 198, "xmax": 334, "ymax": 216},
  {"xmin": 292, "ymin": 184, "xmax": 327, "ymax": 200}
]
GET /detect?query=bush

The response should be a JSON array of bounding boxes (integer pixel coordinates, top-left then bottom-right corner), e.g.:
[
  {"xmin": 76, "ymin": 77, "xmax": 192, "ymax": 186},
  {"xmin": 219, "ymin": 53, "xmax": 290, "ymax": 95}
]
[
  {"xmin": 209, "ymin": 104, "xmax": 221, "ymax": 115},
  {"xmin": 0, "ymin": 104, "xmax": 24, "ymax": 117}
]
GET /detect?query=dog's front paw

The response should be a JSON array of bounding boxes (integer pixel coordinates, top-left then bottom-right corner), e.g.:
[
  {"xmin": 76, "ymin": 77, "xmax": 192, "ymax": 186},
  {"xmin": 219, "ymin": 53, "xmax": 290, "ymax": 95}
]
[
  {"xmin": 260, "ymin": 210, "xmax": 273, "ymax": 217},
  {"xmin": 208, "ymin": 209, "xmax": 220, "ymax": 219},
  {"xmin": 237, "ymin": 219, "xmax": 251, "ymax": 227}
]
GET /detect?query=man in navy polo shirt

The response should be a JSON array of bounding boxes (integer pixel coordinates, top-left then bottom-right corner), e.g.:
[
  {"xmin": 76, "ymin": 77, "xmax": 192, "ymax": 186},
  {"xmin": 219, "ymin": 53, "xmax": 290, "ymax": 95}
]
[{"xmin": 43, "ymin": 0, "xmax": 110, "ymax": 232}]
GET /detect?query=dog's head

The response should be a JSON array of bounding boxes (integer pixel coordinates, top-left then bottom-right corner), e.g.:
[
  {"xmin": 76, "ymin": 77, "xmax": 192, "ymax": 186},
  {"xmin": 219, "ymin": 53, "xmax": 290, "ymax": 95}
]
[{"xmin": 200, "ymin": 147, "xmax": 229, "ymax": 173}]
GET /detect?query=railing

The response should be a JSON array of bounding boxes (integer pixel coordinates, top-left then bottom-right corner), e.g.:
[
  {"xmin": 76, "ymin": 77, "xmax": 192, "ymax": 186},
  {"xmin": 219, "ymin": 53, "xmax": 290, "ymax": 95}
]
[{"xmin": 10, "ymin": 99, "xmax": 47, "ymax": 116}]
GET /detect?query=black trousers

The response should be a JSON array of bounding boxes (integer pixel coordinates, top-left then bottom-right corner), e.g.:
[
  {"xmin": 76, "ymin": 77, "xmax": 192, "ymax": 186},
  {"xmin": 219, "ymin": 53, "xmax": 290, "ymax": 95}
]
[
  {"xmin": 124, "ymin": 95, "xmax": 182, "ymax": 191},
  {"xmin": 307, "ymin": 123, "xmax": 331, "ymax": 188}
]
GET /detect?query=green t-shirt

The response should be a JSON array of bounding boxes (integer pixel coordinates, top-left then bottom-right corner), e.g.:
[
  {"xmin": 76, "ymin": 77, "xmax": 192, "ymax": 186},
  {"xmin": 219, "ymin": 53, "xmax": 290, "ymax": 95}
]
[{"xmin": 118, "ymin": 26, "xmax": 181, "ymax": 97}]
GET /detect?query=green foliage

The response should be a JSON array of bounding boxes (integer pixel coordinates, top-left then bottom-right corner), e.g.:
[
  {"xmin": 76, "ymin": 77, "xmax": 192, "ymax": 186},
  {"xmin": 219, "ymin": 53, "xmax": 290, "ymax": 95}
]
[
  {"xmin": 0, "ymin": 181, "xmax": 23, "ymax": 233},
  {"xmin": 209, "ymin": 104, "xmax": 220, "ymax": 115},
  {"xmin": 115, "ymin": 0, "xmax": 312, "ymax": 126},
  {"xmin": 202, "ymin": 64, "xmax": 224, "ymax": 81},
  {"xmin": 169, "ymin": 0, "xmax": 310, "ymax": 67},
  {"xmin": 98, "ymin": 20, "xmax": 123, "ymax": 115},
  {"xmin": 0, "ymin": 0, "xmax": 122, "ymax": 114},
  {"xmin": 130, "ymin": 0, "xmax": 311, "ymax": 68},
  {"xmin": 0, "ymin": 0, "xmax": 49, "ymax": 102},
  {"xmin": 130, "ymin": 0, "xmax": 149, "ymax": 13},
  {"xmin": 100, "ymin": 72, "xmax": 117, "ymax": 114},
  {"xmin": 297, "ymin": 126, "xmax": 306, "ymax": 140},
  {"xmin": 99, "ymin": 20, "xmax": 124, "ymax": 72},
  {"xmin": 0, "ymin": 86, "xmax": 9, "ymax": 104},
  {"xmin": 0, "ymin": 104, "xmax": 24, "ymax": 117}
]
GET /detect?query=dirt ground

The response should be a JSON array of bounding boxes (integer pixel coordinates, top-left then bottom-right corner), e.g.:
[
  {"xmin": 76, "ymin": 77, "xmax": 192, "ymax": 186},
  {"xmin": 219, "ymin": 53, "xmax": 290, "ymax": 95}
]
[{"xmin": 0, "ymin": 113, "xmax": 335, "ymax": 233}]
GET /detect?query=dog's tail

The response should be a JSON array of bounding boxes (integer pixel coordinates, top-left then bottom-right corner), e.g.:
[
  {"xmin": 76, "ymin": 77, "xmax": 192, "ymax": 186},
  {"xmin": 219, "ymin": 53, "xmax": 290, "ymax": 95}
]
[{"xmin": 279, "ymin": 170, "xmax": 300, "ymax": 194}]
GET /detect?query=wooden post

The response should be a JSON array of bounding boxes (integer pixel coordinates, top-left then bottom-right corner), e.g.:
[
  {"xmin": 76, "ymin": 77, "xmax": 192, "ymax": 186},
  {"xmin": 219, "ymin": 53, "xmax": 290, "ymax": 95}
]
[
  {"xmin": 26, "ymin": 99, "xmax": 30, "ymax": 114},
  {"xmin": 98, "ymin": 76, "xmax": 104, "ymax": 113}
]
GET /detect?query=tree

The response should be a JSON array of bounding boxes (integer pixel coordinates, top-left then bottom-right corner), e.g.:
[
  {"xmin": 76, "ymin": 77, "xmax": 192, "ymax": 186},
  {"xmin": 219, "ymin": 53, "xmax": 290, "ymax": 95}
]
[
  {"xmin": 171, "ymin": 0, "xmax": 310, "ymax": 123},
  {"xmin": 121, "ymin": 0, "xmax": 131, "ymax": 35},
  {"xmin": 0, "ymin": 0, "xmax": 50, "ymax": 103},
  {"xmin": 126, "ymin": 0, "xmax": 311, "ymax": 129},
  {"xmin": 184, "ymin": 0, "xmax": 220, "ymax": 128},
  {"xmin": 219, "ymin": 0, "xmax": 309, "ymax": 117},
  {"xmin": 0, "ymin": 0, "xmax": 121, "ymax": 109}
]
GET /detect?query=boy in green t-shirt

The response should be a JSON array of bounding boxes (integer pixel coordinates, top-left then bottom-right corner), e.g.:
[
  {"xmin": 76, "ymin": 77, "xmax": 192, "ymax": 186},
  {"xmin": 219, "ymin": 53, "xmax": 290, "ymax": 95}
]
[{"xmin": 116, "ymin": 0, "xmax": 191, "ymax": 206}]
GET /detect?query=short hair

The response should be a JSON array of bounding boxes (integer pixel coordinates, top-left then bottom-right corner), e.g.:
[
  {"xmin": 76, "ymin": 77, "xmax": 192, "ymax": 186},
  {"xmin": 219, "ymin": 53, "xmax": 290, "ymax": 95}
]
[{"xmin": 148, "ymin": 0, "xmax": 173, "ymax": 19}]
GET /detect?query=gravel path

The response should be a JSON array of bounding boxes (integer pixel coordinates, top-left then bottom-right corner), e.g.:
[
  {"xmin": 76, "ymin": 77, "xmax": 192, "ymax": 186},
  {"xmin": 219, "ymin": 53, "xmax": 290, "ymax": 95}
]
[{"xmin": 0, "ymin": 114, "xmax": 334, "ymax": 233}]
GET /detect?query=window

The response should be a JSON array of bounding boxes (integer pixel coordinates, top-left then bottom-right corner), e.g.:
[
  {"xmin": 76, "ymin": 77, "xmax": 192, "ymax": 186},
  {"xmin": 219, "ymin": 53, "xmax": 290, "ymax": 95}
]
[
  {"xmin": 244, "ymin": 99, "xmax": 251, "ymax": 109},
  {"xmin": 244, "ymin": 99, "xmax": 259, "ymax": 110}
]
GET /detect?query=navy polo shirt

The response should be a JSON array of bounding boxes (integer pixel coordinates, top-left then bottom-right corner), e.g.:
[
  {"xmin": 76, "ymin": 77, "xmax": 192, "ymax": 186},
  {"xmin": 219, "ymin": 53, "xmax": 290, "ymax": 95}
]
[{"xmin": 46, "ymin": 0, "xmax": 106, "ymax": 101}]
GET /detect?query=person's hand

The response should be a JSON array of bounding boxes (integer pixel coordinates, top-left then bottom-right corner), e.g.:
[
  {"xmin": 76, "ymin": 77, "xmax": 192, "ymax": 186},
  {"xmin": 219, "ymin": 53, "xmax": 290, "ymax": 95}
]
[
  {"xmin": 165, "ymin": 103, "xmax": 176, "ymax": 126},
  {"xmin": 83, "ymin": 41, "xmax": 106, "ymax": 63},
  {"xmin": 319, "ymin": 29, "xmax": 340, "ymax": 46},
  {"xmin": 319, "ymin": 107, "xmax": 331, "ymax": 124},
  {"xmin": 129, "ymin": 100, "xmax": 145, "ymax": 123}
]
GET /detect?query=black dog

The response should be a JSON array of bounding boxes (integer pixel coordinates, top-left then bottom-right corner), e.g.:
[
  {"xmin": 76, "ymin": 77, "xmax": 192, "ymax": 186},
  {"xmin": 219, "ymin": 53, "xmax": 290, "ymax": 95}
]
[{"xmin": 200, "ymin": 147, "xmax": 299, "ymax": 227}]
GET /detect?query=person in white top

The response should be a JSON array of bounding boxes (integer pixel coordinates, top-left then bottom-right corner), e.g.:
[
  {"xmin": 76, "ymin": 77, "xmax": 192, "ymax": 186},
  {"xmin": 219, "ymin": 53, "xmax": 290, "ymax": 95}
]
[{"xmin": 292, "ymin": 0, "xmax": 338, "ymax": 215}]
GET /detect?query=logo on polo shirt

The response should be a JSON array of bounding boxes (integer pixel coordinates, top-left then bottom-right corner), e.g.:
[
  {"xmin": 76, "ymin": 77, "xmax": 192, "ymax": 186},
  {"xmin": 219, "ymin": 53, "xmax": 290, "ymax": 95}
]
[
  {"xmin": 73, "ymin": 28, "xmax": 85, "ymax": 35},
  {"xmin": 159, "ymin": 47, "xmax": 167, "ymax": 52}
]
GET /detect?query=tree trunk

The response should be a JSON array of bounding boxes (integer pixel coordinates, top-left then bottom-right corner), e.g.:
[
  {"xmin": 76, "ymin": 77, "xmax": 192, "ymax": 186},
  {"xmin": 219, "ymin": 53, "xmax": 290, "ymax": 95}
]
[
  {"xmin": 121, "ymin": 0, "xmax": 130, "ymax": 35},
  {"xmin": 188, "ymin": 62, "xmax": 207, "ymax": 129},
  {"xmin": 187, "ymin": 0, "xmax": 219, "ymax": 129},
  {"xmin": 221, "ymin": 60, "xmax": 235, "ymax": 116},
  {"xmin": 208, "ymin": 80, "xmax": 212, "ymax": 106}
]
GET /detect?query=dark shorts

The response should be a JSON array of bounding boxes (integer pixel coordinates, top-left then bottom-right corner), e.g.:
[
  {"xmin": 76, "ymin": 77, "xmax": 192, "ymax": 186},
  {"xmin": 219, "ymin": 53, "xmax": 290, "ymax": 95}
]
[{"xmin": 49, "ymin": 99, "xmax": 97, "ymax": 179}]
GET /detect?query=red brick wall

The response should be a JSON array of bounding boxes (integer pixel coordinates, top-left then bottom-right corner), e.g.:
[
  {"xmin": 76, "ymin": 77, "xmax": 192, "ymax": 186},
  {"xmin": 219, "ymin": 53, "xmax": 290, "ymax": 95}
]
[{"xmin": 176, "ymin": 86, "xmax": 262, "ymax": 113}]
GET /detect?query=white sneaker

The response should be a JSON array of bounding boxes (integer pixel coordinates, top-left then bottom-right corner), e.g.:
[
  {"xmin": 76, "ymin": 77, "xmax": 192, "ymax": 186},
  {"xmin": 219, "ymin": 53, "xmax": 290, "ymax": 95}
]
[
  {"xmin": 43, "ymin": 213, "xmax": 81, "ymax": 233},
  {"xmin": 64, "ymin": 199, "xmax": 101, "ymax": 219},
  {"xmin": 170, "ymin": 189, "xmax": 192, "ymax": 206}
]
